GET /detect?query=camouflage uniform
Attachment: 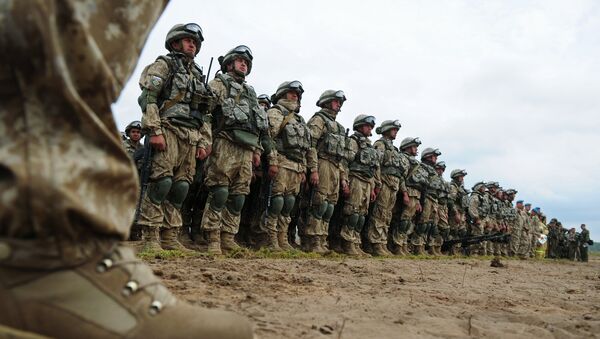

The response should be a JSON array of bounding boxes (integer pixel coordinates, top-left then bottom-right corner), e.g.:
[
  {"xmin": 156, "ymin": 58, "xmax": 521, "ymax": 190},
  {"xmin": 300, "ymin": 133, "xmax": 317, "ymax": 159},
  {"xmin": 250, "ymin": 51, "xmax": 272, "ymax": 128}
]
[
  {"xmin": 0, "ymin": 3, "xmax": 251, "ymax": 338},
  {"xmin": 433, "ymin": 162, "xmax": 450, "ymax": 255},
  {"xmin": 366, "ymin": 121, "xmax": 403, "ymax": 255},
  {"xmin": 259, "ymin": 84, "xmax": 310, "ymax": 250},
  {"xmin": 200, "ymin": 48, "xmax": 269, "ymax": 254},
  {"xmin": 448, "ymin": 170, "xmax": 469, "ymax": 254},
  {"xmin": 340, "ymin": 120, "xmax": 381, "ymax": 255},
  {"xmin": 468, "ymin": 183, "xmax": 489, "ymax": 255},
  {"xmin": 122, "ymin": 138, "xmax": 143, "ymax": 159},
  {"xmin": 304, "ymin": 91, "xmax": 349, "ymax": 252},
  {"xmin": 414, "ymin": 148, "xmax": 443, "ymax": 255},
  {"xmin": 516, "ymin": 207, "xmax": 532, "ymax": 257}
]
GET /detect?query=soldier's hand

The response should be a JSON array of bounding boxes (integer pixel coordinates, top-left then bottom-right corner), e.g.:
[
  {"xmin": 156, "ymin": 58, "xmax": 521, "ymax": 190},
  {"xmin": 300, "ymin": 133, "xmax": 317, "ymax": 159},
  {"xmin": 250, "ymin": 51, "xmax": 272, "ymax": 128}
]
[
  {"xmin": 268, "ymin": 165, "xmax": 279, "ymax": 179},
  {"xmin": 416, "ymin": 201, "xmax": 422, "ymax": 213},
  {"xmin": 196, "ymin": 147, "xmax": 208, "ymax": 160},
  {"xmin": 341, "ymin": 180, "xmax": 350, "ymax": 198},
  {"xmin": 370, "ymin": 189, "xmax": 378, "ymax": 202},
  {"xmin": 252, "ymin": 153, "xmax": 261, "ymax": 167},
  {"xmin": 150, "ymin": 135, "xmax": 166, "ymax": 151},
  {"xmin": 205, "ymin": 145, "xmax": 212, "ymax": 157},
  {"xmin": 454, "ymin": 215, "xmax": 461, "ymax": 224},
  {"xmin": 402, "ymin": 192, "xmax": 410, "ymax": 206},
  {"xmin": 310, "ymin": 171, "xmax": 319, "ymax": 186}
]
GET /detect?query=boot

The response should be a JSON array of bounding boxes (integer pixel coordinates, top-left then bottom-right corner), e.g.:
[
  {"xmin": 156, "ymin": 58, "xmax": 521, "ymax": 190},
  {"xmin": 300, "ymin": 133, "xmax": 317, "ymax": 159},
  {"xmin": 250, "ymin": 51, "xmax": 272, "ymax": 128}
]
[
  {"xmin": 220, "ymin": 232, "xmax": 241, "ymax": 252},
  {"xmin": 141, "ymin": 226, "xmax": 162, "ymax": 252},
  {"xmin": 277, "ymin": 231, "xmax": 294, "ymax": 251},
  {"xmin": 0, "ymin": 242, "xmax": 253, "ymax": 339},
  {"xmin": 413, "ymin": 244, "xmax": 425, "ymax": 255},
  {"xmin": 177, "ymin": 227, "xmax": 196, "ymax": 249},
  {"xmin": 427, "ymin": 245, "xmax": 436, "ymax": 256},
  {"xmin": 263, "ymin": 231, "xmax": 282, "ymax": 252},
  {"xmin": 354, "ymin": 243, "xmax": 371, "ymax": 258},
  {"xmin": 341, "ymin": 240, "xmax": 359, "ymax": 256},
  {"xmin": 372, "ymin": 243, "xmax": 390, "ymax": 256},
  {"xmin": 160, "ymin": 228, "xmax": 192, "ymax": 252},
  {"xmin": 313, "ymin": 236, "xmax": 327, "ymax": 254},
  {"xmin": 206, "ymin": 230, "xmax": 222, "ymax": 255},
  {"xmin": 434, "ymin": 245, "xmax": 443, "ymax": 256},
  {"xmin": 401, "ymin": 244, "xmax": 411, "ymax": 256}
]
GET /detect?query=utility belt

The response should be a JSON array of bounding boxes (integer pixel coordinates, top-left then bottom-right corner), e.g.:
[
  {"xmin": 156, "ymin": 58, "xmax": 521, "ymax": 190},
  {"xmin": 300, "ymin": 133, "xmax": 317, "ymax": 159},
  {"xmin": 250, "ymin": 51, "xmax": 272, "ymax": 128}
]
[
  {"xmin": 167, "ymin": 116, "xmax": 202, "ymax": 129},
  {"xmin": 381, "ymin": 166, "xmax": 403, "ymax": 178}
]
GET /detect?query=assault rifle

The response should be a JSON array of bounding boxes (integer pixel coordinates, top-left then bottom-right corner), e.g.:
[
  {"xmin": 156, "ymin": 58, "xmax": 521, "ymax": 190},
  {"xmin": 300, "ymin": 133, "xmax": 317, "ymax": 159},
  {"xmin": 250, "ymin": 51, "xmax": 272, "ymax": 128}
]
[
  {"xmin": 441, "ymin": 232, "xmax": 511, "ymax": 254},
  {"xmin": 133, "ymin": 136, "xmax": 153, "ymax": 224}
]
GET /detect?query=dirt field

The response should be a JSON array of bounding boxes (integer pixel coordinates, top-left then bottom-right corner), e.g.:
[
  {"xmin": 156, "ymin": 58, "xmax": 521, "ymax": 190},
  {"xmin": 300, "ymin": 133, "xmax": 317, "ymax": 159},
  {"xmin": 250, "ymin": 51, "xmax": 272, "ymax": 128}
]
[{"xmin": 143, "ymin": 251, "xmax": 600, "ymax": 339}]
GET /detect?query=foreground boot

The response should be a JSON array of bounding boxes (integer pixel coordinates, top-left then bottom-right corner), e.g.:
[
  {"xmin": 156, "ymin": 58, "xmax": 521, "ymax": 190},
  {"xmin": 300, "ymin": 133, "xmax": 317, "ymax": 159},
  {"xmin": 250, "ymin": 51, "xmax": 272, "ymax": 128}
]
[
  {"xmin": 413, "ymin": 244, "xmax": 425, "ymax": 255},
  {"xmin": 160, "ymin": 228, "xmax": 193, "ymax": 252},
  {"xmin": 206, "ymin": 230, "xmax": 222, "ymax": 255},
  {"xmin": 141, "ymin": 226, "xmax": 162, "ymax": 253},
  {"xmin": 341, "ymin": 240, "xmax": 359, "ymax": 256},
  {"xmin": 263, "ymin": 231, "xmax": 282, "ymax": 252},
  {"xmin": 401, "ymin": 244, "xmax": 411, "ymax": 256},
  {"xmin": 313, "ymin": 236, "xmax": 328, "ymax": 254},
  {"xmin": 372, "ymin": 243, "xmax": 391, "ymax": 256},
  {"xmin": 277, "ymin": 231, "xmax": 294, "ymax": 251},
  {"xmin": 354, "ymin": 243, "xmax": 372, "ymax": 258},
  {"xmin": 220, "ymin": 232, "xmax": 241, "ymax": 253},
  {"xmin": 0, "ymin": 242, "xmax": 253, "ymax": 339}
]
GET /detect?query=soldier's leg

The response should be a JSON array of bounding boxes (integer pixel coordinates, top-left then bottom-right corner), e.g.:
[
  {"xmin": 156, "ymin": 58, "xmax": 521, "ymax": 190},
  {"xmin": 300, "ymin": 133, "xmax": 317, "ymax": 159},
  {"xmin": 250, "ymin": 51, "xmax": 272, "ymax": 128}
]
[
  {"xmin": 367, "ymin": 182, "xmax": 395, "ymax": 256},
  {"xmin": 277, "ymin": 194, "xmax": 297, "ymax": 250},
  {"xmin": 0, "ymin": 2, "xmax": 252, "ymax": 338}
]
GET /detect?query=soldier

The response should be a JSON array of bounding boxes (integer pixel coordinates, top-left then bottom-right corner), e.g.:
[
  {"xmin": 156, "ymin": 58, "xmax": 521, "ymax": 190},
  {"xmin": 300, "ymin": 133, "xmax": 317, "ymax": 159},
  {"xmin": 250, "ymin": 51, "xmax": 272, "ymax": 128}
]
[
  {"xmin": 0, "ymin": 3, "xmax": 252, "ymax": 337},
  {"xmin": 484, "ymin": 182, "xmax": 501, "ymax": 255},
  {"xmin": 468, "ymin": 182, "xmax": 489, "ymax": 255},
  {"xmin": 390, "ymin": 137, "xmax": 424, "ymax": 255},
  {"xmin": 566, "ymin": 227, "xmax": 579, "ymax": 260},
  {"xmin": 434, "ymin": 162, "xmax": 451, "ymax": 255},
  {"xmin": 304, "ymin": 90, "xmax": 350, "ymax": 253},
  {"xmin": 200, "ymin": 45, "xmax": 269, "ymax": 254},
  {"xmin": 137, "ymin": 24, "xmax": 215, "ymax": 252},
  {"xmin": 257, "ymin": 94, "xmax": 272, "ymax": 110},
  {"xmin": 546, "ymin": 218, "xmax": 559, "ymax": 258},
  {"xmin": 366, "ymin": 120, "xmax": 403, "ymax": 256},
  {"xmin": 515, "ymin": 200, "xmax": 532, "ymax": 258},
  {"xmin": 503, "ymin": 189, "xmax": 519, "ymax": 256},
  {"xmin": 415, "ymin": 148, "xmax": 443, "ymax": 255},
  {"xmin": 258, "ymin": 81, "xmax": 311, "ymax": 251},
  {"xmin": 122, "ymin": 120, "xmax": 143, "ymax": 159},
  {"xmin": 530, "ymin": 207, "xmax": 544, "ymax": 258},
  {"xmin": 579, "ymin": 224, "xmax": 590, "ymax": 262},
  {"xmin": 339, "ymin": 115, "xmax": 381, "ymax": 256},
  {"xmin": 448, "ymin": 169, "xmax": 469, "ymax": 255}
]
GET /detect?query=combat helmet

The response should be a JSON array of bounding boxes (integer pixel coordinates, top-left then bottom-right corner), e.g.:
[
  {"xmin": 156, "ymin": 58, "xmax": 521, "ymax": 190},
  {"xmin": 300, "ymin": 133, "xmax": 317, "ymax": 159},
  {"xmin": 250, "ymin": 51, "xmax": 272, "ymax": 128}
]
[
  {"xmin": 218, "ymin": 45, "xmax": 254, "ymax": 75},
  {"xmin": 450, "ymin": 169, "xmax": 467, "ymax": 179},
  {"xmin": 316, "ymin": 90, "xmax": 347, "ymax": 107},
  {"xmin": 400, "ymin": 137, "xmax": 421, "ymax": 150},
  {"xmin": 472, "ymin": 181, "xmax": 486, "ymax": 191},
  {"xmin": 353, "ymin": 114, "xmax": 376, "ymax": 130},
  {"xmin": 125, "ymin": 120, "xmax": 142, "ymax": 135},
  {"xmin": 270, "ymin": 80, "xmax": 304, "ymax": 104},
  {"xmin": 421, "ymin": 147, "xmax": 441, "ymax": 160},
  {"xmin": 165, "ymin": 23, "xmax": 204, "ymax": 55},
  {"xmin": 435, "ymin": 161, "xmax": 446, "ymax": 170},
  {"xmin": 257, "ymin": 94, "xmax": 271, "ymax": 108},
  {"xmin": 375, "ymin": 120, "xmax": 401, "ymax": 134}
]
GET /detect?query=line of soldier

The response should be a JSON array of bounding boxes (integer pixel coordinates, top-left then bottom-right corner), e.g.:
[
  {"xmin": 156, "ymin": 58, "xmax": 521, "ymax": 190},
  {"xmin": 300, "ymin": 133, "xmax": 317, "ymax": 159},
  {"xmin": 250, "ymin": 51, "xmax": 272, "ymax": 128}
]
[
  {"xmin": 546, "ymin": 221, "xmax": 591, "ymax": 262},
  {"xmin": 120, "ymin": 22, "xmax": 581, "ymax": 258}
]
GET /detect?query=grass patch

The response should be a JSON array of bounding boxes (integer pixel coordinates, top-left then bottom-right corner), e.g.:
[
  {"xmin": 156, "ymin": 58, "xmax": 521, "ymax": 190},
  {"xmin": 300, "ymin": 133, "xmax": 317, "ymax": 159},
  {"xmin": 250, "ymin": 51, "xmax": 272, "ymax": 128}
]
[{"xmin": 137, "ymin": 248, "xmax": 211, "ymax": 260}]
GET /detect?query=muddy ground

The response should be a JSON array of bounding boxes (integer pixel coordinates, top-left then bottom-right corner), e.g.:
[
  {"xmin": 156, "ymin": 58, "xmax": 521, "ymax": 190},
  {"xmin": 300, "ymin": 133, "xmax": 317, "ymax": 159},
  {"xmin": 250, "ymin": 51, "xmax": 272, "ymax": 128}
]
[{"xmin": 143, "ymin": 251, "xmax": 600, "ymax": 339}]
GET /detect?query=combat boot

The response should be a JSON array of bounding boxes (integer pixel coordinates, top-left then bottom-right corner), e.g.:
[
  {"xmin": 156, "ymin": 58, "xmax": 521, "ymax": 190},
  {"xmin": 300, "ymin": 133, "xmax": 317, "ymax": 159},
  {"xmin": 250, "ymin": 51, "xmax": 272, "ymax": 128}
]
[
  {"xmin": 354, "ymin": 243, "xmax": 372, "ymax": 258},
  {"xmin": 263, "ymin": 231, "xmax": 282, "ymax": 252},
  {"xmin": 140, "ymin": 226, "xmax": 162, "ymax": 253},
  {"xmin": 371, "ymin": 243, "xmax": 390, "ymax": 256},
  {"xmin": 160, "ymin": 228, "xmax": 193, "ymax": 252},
  {"xmin": 277, "ymin": 231, "xmax": 294, "ymax": 251},
  {"xmin": 413, "ymin": 244, "xmax": 425, "ymax": 255},
  {"xmin": 221, "ymin": 232, "xmax": 241, "ymax": 253},
  {"xmin": 434, "ymin": 245, "xmax": 443, "ymax": 256},
  {"xmin": 0, "ymin": 240, "xmax": 253, "ymax": 339},
  {"xmin": 314, "ymin": 236, "xmax": 328, "ymax": 254},
  {"xmin": 206, "ymin": 230, "xmax": 222, "ymax": 255},
  {"xmin": 341, "ymin": 240, "xmax": 359, "ymax": 256}
]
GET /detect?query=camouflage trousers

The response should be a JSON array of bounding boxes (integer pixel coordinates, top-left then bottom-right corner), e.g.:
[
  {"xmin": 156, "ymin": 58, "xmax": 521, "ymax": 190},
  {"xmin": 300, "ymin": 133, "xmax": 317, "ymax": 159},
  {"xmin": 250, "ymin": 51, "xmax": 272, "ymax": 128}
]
[
  {"xmin": 0, "ymin": 0, "xmax": 159, "ymax": 257},
  {"xmin": 201, "ymin": 137, "xmax": 253, "ymax": 234},
  {"xmin": 366, "ymin": 175, "xmax": 399, "ymax": 245},
  {"xmin": 391, "ymin": 188, "xmax": 420, "ymax": 246},
  {"xmin": 431, "ymin": 203, "xmax": 449, "ymax": 247},
  {"xmin": 259, "ymin": 166, "xmax": 303, "ymax": 233},
  {"xmin": 469, "ymin": 221, "xmax": 485, "ymax": 255},
  {"xmin": 138, "ymin": 124, "xmax": 198, "ymax": 229},
  {"xmin": 412, "ymin": 196, "xmax": 437, "ymax": 246},
  {"xmin": 340, "ymin": 175, "xmax": 373, "ymax": 244},
  {"xmin": 448, "ymin": 212, "xmax": 467, "ymax": 252},
  {"xmin": 305, "ymin": 158, "xmax": 341, "ymax": 236}
]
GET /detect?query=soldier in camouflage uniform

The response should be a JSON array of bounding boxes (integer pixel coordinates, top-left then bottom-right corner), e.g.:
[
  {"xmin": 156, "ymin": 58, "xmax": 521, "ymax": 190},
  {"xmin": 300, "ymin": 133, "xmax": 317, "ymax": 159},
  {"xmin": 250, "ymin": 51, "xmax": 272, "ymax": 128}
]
[
  {"xmin": 0, "ymin": 3, "xmax": 252, "ymax": 337},
  {"xmin": 468, "ymin": 182, "xmax": 489, "ymax": 255},
  {"xmin": 516, "ymin": 201, "xmax": 532, "ymax": 258},
  {"xmin": 122, "ymin": 120, "xmax": 143, "ymax": 159},
  {"xmin": 530, "ymin": 207, "xmax": 544, "ymax": 258},
  {"xmin": 259, "ymin": 81, "xmax": 311, "ymax": 251},
  {"xmin": 366, "ymin": 120, "xmax": 403, "ymax": 256},
  {"xmin": 415, "ymin": 148, "xmax": 443, "ymax": 255},
  {"xmin": 257, "ymin": 94, "xmax": 271, "ymax": 110},
  {"xmin": 137, "ymin": 24, "xmax": 215, "ymax": 252},
  {"xmin": 448, "ymin": 169, "xmax": 469, "ymax": 255},
  {"xmin": 484, "ymin": 182, "xmax": 501, "ymax": 255},
  {"xmin": 433, "ymin": 162, "xmax": 450, "ymax": 255},
  {"xmin": 390, "ymin": 137, "xmax": 424, "ymax": 255},
  {"xmin": 200, "ymin": 45, "xmax": 270, "ymax": 254},
  {"xmin": 339, "ymin": 115, "xmax": 381, "ymax": 256},
  {"xmin": 304, "ymin": 90, "xmax": 350, "ymax": 253},
  {"xmin": 504, "ymin": 189, "xmax": 519, "ymax": 256}
]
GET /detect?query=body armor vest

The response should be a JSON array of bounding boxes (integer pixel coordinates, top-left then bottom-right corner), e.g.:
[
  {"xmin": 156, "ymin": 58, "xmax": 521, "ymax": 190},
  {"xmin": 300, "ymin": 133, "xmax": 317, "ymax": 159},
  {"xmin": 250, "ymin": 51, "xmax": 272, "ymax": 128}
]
[
  {"xmin": 216, "ymin": 73, "xmax": 268, "ymax": 135},
  {"xmin": 451, "ymin": 181, "xmax": 469, "ymax": 211},
  {"xmin": 422, "ymin": 162, "xmax": 444, "ymax": 199},
  {"xmin": 377, "ymin": 138, "xmax": 404, "ymax": 178},
  {"xmin": 406, "ymin": 155, "xmax": 429, "ymax": 190},
  {"xmin": 314, "ymin": 111, "xmax": 347, "ymax": 161},
  {"xmin": 272, "ymin": 104, "xmax": 311, "ymax": 163},
  {"xmin": 348, "ymin": 133, "xmax": 380, "ymax": 178}
]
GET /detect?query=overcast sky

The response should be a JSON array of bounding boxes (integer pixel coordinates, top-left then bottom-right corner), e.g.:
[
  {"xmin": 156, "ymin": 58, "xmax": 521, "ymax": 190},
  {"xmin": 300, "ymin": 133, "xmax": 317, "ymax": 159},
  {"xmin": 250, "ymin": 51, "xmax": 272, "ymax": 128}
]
[{"xmin": 113, "ymin": 0, "xmax": 600, "ymax": 237}]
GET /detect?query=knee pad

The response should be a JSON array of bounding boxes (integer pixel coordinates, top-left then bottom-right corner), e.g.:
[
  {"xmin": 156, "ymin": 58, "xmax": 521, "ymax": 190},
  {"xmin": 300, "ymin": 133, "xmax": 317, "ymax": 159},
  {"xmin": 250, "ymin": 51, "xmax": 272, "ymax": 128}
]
[
  {"xmin": 429, "ymin": 223, "xmax": 438, "ymax": 237},
  {"xmin": 322, "ymin": 202, "xmax": 335, "ymax": 222},
  {"xmin": 311, "ymin": 201, "xmax": 329, "ymax": 220},
  {"xmin": 281, "ymin": 194, "xmax": 296, "ymax": 217},
  {"xmin": 167, "ymin": 180, "xmax": 190, "ymax": 209},
  {"xmin": 345, "ymin": 213, "xmax": 360, "ymax": 230},
  {"xmin": 399, "ymin": 220, "xmax": 409, "ymax": 233},
  {"xmin": 356, "ymin": 215, "xmax": 366, "ymax": 232},
  {"xmin": 268, "ymin": 195, "xmax": 285, "ymax": 217},
  {"xmin": 148, "ymin": 176, "xmax": 172, "ymax": 204},
  {"xmin": 226, "ymin": 194, "xmax": 245, "ymax": 215},
  {"xmin": 209, "ymin": 186, "xmax": 229, "ymax": 211}
]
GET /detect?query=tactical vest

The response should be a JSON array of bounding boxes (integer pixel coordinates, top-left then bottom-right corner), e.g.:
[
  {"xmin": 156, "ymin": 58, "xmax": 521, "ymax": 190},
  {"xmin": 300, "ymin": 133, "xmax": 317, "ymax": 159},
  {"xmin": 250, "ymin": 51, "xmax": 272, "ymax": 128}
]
[
  {"xmin": 216, "ymin": 73, "xmax": 268, "ymax": 136},
  {"xmin": 472, "ymin": 193, "xmax": 489, "ymax": 218},
  {"xmin": 347, "ymin": 133, "xmax": 380, "ymax": 178},
  {"xmin": 405, "ymin": 156, "xmax": 429, "ymax": 190},
  {"xmin": 451, "ymin": 182, "xmax": 469, "ymax": 210},
  {"xmin": 272, "ymin": 104, "xmax": 311, "ymax": 163},
  {"xmin": 437, "ymin": 180, "xmax": 450, "ymax": 204},
  {"xmin": 488, "ymin": 195, "xmax": 500, "ymax": 218},
  {"xmin": 422, "ymin": 162, "xmax": 444, "ymax": 199},
  {"xmin": 503, "ymin": 202, "xmax": 517, "ymax": 221},
  {"xmin": 314, "ymin": 111, "xmax": 347, "ymax": 161},
  {"xmin": 141, "ymin": 53, "xmax": 209, "ymax": 129},
  {"xmin": 377, "ymin": 138, "xmax": 404, "ymax": 178}
]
